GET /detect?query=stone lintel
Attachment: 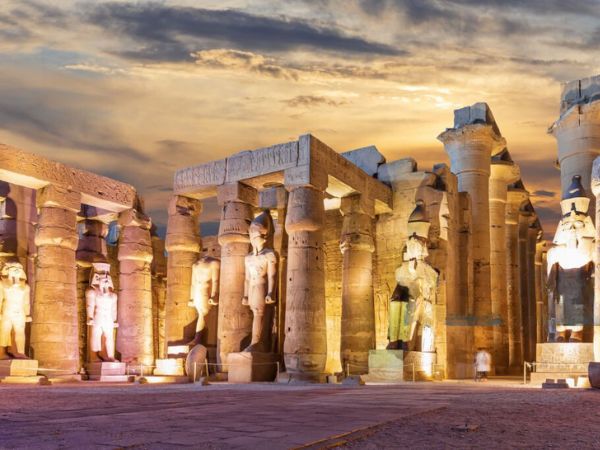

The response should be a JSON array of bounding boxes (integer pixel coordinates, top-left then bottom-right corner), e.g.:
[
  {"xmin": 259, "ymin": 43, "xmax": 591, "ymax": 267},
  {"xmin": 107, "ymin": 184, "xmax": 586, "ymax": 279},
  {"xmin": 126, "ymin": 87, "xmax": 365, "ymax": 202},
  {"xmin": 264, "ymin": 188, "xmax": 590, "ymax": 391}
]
[
  {"xmin": 77, "ymin": 205, "xmax": 118, "ymax": 224},
  {"xmin": 216, "ymin": 182, "xmax": 258, "ymax": 206},
  {"xmin": 0, "ymin": 143, "xmax": 136, "ymax": 211},
  {"xmin": 36, "ymin": 184, "xmax": 81, "ymax": 212},
  {"xmin": 340, "ymin": 193, "xmax": 375, "ymax": 217}
]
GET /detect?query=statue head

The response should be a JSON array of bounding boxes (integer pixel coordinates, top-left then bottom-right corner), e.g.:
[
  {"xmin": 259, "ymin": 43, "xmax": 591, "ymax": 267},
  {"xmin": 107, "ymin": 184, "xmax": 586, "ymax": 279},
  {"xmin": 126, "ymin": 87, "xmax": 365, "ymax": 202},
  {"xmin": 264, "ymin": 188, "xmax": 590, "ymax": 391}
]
[
  {"xmin": 405, "ymin": 201, "xmax": 430, "ymax": 261},
  {"xmin": 249, "ymin": 210, "xmax": 273, "ymax": 253},
  {"xmin": 90, "ymin": 262, "xmax": 114, "ymax": 291},
  {"xmin": 1, "ymin": 261, "xmax": 26, "ymax": 283}
]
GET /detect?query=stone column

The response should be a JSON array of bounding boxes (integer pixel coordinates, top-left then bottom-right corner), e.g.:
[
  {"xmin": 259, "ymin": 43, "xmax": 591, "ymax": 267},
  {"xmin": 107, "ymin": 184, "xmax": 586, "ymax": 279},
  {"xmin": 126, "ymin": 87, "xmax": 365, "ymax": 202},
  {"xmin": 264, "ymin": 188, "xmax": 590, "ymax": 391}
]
[
  {"xmin": 165, "ymin": 196, "xmax": 201, "ymax": 350},
  {"xmin": 550, "ymin": 85, "xmax": 600, "ymax": 212},
  {"xmin": 518, "ymin": 202, "xmax": 534, "ymax": 362},
  {"xmin": 284, "ymin": 184, "xmax": 327, "ymax": 381},
  {"xmin": 339, "ymin": 194, "xmax": 375, "ymax": 375},
  {"xmin": 438, "ymin": 118, "xmax": 505, "ymax": 351},
  {"xmin": 216, "ymin": 183, "xmax": 256, "ymax": 370},
  {"xmin": 151, "ymin": 231, "xmax": 168, "ymax": 361},
  {"xmin": 505, "ymin": 185, "xmax": 528, "ymax": 370},
  {"xmin": 117, "ymin": 209, "xmax": 154, "ymax": 366},
  {"xmin": 526, "ymin": 218, "xmax": 540, "ymax": 361},
  {"xmin": 0, "ymin": 182, "xmax": 17, "ymax": 265},
  {"xmin": 489, "ymin": 156, "xmax": 520, "ymax": 373},
  {"xmin": 31, "ymin": 185, "xmax": 80, "ymax": 373}
]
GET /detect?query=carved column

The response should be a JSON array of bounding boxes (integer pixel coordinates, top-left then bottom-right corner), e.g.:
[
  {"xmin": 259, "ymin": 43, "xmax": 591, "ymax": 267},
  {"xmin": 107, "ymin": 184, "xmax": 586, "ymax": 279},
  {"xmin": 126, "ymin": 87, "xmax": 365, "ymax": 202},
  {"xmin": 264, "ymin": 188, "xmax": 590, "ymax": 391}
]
[
  {"xmin": 526, "ymin": 218, "xmax": 540, "ymax": 361},
  {"xmin": 489, "ymin": 155, "xmax": 520, "ymax": 373},
  {"xmin": 518, "ymin": 202, "xmax": 534, "ymax": 362},
  {"xmin": 216, "ymin": 183, "xmax": 256, "ymax": 370},
  {"xmin": 31, "ymin": 185, "xmax": 80, "ymax": 373},
  {"xmin": 339, "ymin": 194, "xmax": 375, "ymax": 374},
  {"xmin": 165, "ymin": 196, "xmax": 201, "ymax": 350},
  {"xmin": 505, "ymin": 185, "xmax": 528, "ymax": 370},
  {"xmin": 535, "ymin": 238, "xmax": 547, "ymax": 345},
  {"xmin": 439, "ymin": 120, "xmax": 505, "ymax": 351},
  {"xmin": 592, "ymin": 157, "xmax": 600, "ymax": 361},
  {"xmin": 0, "ymin": 182, "xmax": 17, "ymax": 266},
  {"xmin": 284, "ymin": 184, "xmax": 327, "ymax": 381},
  {"xmin": 117, "ymin": 209, "xmax": 154, "ymax": 366},
  {"xmin": 151, "ymin": 231, "xmax": 168, "ymax": 361}
]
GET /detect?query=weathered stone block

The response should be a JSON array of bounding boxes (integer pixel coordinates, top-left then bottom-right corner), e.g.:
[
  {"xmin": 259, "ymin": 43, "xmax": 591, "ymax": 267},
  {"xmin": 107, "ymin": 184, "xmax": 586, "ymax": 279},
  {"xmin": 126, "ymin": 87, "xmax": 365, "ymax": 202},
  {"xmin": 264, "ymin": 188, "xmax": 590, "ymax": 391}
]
[
  {"xmin": 228, "ymin": 352, "xmax": 278, "ymax": 383},
  {"xmin": 0, "ymin": 359, "xmax": 38, "ymax": 377}
]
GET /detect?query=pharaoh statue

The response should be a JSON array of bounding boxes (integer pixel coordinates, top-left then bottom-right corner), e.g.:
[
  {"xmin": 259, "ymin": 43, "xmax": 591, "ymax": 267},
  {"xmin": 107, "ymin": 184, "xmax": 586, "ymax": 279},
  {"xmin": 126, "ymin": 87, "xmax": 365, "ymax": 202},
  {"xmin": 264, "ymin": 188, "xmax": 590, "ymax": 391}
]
[
  {"xmin": 388, "ymin": 201, "xmax": 438, "ymax": 352},
  {"xmin": 0, "ymin": 262, "xmax": 31, "ymax": 359},
  {"xmin": 188, "ymin": 253, "xmax": 220, "ymax": 345},
  {"xmin": 85, "ymin": 262, "xmax": 119, "ymax": 361},
  {"xmin": 547, "ymin": 175, "xmax": 595, "ymax": 342},
  {"xmin": 242, "ymin": 210, "xmax": 277, "ymax": 353}
]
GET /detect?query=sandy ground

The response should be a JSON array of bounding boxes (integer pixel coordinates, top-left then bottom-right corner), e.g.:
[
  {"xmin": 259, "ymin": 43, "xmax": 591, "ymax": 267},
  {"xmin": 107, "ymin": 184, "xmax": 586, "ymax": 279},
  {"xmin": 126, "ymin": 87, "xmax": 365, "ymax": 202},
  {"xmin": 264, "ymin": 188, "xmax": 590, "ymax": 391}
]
[{"xmin": 0, "ymin": 379, "xmax": 599, "ymax": 449}]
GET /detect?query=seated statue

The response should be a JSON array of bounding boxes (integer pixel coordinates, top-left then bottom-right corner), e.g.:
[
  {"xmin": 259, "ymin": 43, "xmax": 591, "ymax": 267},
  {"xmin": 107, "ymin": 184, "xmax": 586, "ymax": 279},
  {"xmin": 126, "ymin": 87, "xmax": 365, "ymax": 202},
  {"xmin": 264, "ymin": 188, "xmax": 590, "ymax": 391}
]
[
  {"xmin": 242, "ymin": 210, "xmax": 277, "ymax": 353},
  {"xmin": 85, "ymin": 262, "xmax": 118, "ymax": 361},
  {"xmin": 188, "ymin": 254, "xmax": 220, "ymax": 345},
  {"xmin": 547, "ymin": 175, "xmax": 595, "ymax": 342},
  {"xmin": 388, "ymin": 201, "xmax": 438, "ymax": 352},
  {"xmin": 0, "ymin": 262, "xmax": 31, "ymax": 359}
]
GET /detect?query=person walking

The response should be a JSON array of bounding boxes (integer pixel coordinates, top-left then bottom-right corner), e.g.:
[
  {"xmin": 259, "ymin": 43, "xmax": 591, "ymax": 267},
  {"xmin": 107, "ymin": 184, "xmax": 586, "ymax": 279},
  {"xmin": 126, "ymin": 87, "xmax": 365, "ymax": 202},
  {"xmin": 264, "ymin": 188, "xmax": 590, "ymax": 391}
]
[{"xmin": 474, "ymin": 348, "xmax": 492, "ymax": 381}]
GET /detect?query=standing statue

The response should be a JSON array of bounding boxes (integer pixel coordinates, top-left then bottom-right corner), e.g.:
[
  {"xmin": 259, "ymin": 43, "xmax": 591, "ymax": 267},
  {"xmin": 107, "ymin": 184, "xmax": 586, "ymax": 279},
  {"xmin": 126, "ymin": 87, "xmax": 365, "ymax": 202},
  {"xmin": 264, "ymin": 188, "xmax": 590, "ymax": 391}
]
[
  {"xmin": 242, "ymin": 210, "xmax": 278, "ymax": 353},
  {"xmin": 86, "ymin": 262, "xmax": 118, "ymax": 362},
  {"xmin": 547, "ymin": 175, "xmax": 595, "ymax": 342},
  {"xmin": 0, "ymin": 262, "xmax": 31, "ymax": 359},
  {"xmin": 388, "ymin": 201, "xmax": 438, "ymax": 352},
  {"xmin": 188, "ymin": 255, "xmax": 220, "ymax": 345}
]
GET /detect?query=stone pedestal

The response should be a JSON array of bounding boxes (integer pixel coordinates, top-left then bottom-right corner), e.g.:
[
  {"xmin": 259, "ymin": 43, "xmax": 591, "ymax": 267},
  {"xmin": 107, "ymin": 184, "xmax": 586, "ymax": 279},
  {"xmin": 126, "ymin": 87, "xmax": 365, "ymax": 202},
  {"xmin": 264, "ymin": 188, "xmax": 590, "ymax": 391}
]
[
  {"xmin": 86, "ymin": 361, "xmax": 129, "ymax": 382},
  {"xmin": 340, "ymin": 195, "xmax": 375, "ymax": 375},
  {"xmin": 404, "ymin": 351, "xmax": 438, "ymax": 381},
  {"xmin": 154, "ymin": 358, "xmax": 185, "ymax": 376},
  {"xmin": 530, "ymin": 343, "xmax": 593, "ymax": 387},
  {"xmin": 216, "ymin": 184, "xmax": 256, "ymax": 371},
  {"xmin": 0, "ymin": 359, "xmax": 38, "ymax": 377},
  {"xmin": 228, "ymin": 352, "xmax": 278, "ymax": 383},
  {"xmin": 367, "ymin": 350, "xmax": 403, "ymax": 382}
]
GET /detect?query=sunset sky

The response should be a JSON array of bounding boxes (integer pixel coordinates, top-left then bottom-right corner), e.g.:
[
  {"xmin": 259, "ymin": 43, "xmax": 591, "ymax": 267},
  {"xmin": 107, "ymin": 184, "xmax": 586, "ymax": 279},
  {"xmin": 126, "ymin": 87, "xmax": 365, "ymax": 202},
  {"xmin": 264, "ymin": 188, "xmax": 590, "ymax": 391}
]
[{"xmin": 2, "ymin": 0, "xmax": 600, "ymax": 236}]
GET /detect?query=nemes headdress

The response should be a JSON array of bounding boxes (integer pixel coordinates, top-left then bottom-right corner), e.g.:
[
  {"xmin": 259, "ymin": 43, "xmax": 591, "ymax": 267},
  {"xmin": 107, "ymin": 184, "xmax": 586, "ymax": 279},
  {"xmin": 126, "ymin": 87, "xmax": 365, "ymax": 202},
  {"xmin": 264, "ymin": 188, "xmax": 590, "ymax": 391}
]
[
  {"xmin": 560, "ymin": 175, "xmax": 590, "ymax": 216},
  {"xmin": 249, "ymin": 210, "xmax": 273, "ymax": 239},
  {"xmin": 1, "ymin": 261, "xmax": 26, "ymax": 281},
  {"xmin": 90, "ymin": 262, "xmax": 113, "ymax": 289},
  {"xmin": 407, "ymin": 200, "xmax": 430, "ymax": 240}
]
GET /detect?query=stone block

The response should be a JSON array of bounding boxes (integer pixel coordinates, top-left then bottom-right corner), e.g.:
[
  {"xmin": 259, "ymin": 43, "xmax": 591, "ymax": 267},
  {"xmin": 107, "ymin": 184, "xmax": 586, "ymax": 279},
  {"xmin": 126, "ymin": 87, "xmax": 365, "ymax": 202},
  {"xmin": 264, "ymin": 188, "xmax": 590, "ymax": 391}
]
[
  {"xmin": 185, "ymin": 344, "xmax": 208, "ymax": 381},
  {"xmin": 228, "ymin": 352, "xmax": 278, "ymax": 383},
  {"xmin": 86, "ymin": 362, "xmax": 127, "ymax": 376},
  {"xmin": 376, "ymin": 159, "xmax": 417, "ymax": 185},
  {"xmin": 37, "ymin": 185, "xmax": 81, "ymax": 212},
  {"xmin": 0, "ymin": 359, "xmax": 38, "ymax": 377},
  {"xmin": 154, "ymin": 358, "xmax": 185, "ymax": 376},
  {"xmin": 367, "ymin": 349, "xmax": 403, "ymax": 382},
  {"xmin": 341, "ymin": 146, "xmax": 386, "ymax": 176},
  {"xmin": 341, "ymin": 375, "xmax": 365, "ymax": 386},
  {"xmin": 225, "ymin": 141, "xmax": 298, "ymax": 183},
  {"xmin": 536, "ymin": 343, "xmax": 593, "ymax": 372}
]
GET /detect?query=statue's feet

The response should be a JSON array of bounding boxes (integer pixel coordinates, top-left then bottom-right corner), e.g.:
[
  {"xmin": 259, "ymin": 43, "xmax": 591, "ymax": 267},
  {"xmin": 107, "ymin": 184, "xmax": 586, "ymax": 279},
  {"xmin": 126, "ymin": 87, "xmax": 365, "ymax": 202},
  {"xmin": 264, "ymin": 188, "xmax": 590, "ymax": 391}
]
[{"xmin": 8, "ymin": 352, "xmax": 29, "ymax": 360}]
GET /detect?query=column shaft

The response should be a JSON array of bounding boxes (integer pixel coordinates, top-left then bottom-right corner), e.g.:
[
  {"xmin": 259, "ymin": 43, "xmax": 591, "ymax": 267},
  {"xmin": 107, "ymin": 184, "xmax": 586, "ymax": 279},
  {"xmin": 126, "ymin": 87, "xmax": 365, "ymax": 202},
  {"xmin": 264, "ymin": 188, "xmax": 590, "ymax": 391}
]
[
  {"xmin": 117, "ymin": 209, "xmax": 154, "ymax": 365},
  {"xmin": 284, "ymin": 186, "xmax": 327, "ymax": 381},
  {"xmin": 526, "ymin": 225, "xmax": 538, "ymax": 361},
  {"xmin": 339, "ymin": 196, "xmax": 375, "ymax": 374},
  {"xmin": 31, "ymin": 185, "xmax": 80, "ymax": 373},
  {"xmin": 165, "ymin": 196, "xmax": 201, "ymax": 349}
]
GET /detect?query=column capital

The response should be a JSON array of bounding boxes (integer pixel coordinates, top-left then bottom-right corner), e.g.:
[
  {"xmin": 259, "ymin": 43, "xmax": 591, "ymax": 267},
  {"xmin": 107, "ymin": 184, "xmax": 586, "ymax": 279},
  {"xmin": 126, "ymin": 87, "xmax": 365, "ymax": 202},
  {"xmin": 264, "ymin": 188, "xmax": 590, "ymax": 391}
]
[
  {"xmin": 36, "ymin": 184, "xmax": 80, "ymax": 212},
  {"xmin": 549, "ymin": 100, "xmax": 600, "ymax": 137},
  {"xmin": 283, "ymin": 166, "xmax": 328, "ymax": 192},
  {"xmin": 438, "ymin": 124, "xmax": 506, "ymax": 155},
  {"xmin": 339, "ymin": 193, "xmax": 375, "ymax": 218},
  {"xmin": 167, "ymin": 195, "xmax": 201, "ymax": 218},
  {"xmin": 490, "ymin": 161, "xmax": 520, "ymax": 184},
  {"xmin": 119, "ymin": 208, "xmax": 151, "ymax": 230},
  {"xmin": 591, "ymin": 156, "xmax": 600, "ymax": 196},
  {"xmin": 165, "ymin": 195, "xmax": 201, "ymax": 254},
  {"xmin": 259, "ymin": 185, "xmax": 288, "ymax": 210},
  {"xmin": 217, "ymin": 182, "xmax": 258, "ymax": 206}
]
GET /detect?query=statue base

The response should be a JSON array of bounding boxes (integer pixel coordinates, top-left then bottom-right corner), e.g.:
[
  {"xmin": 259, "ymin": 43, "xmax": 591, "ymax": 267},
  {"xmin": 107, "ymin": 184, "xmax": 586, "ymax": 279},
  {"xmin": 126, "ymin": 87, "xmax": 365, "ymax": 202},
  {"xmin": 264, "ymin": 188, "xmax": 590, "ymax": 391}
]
[
  {"xmin": 530, "ymin": 343, "xmax": 593, "ymax": 388},
  {"xmin": 228, "ymin": 352, "xmax": 278, "ymax": 383},
  {"xmin": 0, "ymin": 359, "xmax": 38, "ymax": 377},
  {"xmin": 185, "ymin": 345, "xmax": 208, "ymax": 382},
  {"xmin": 366, "ymin": 350, "xmax": 404, "ymax": 382},
  {"xmin": 86, "ymin": 362, "xmax": 131, "ymax": 382},
  {"xmin": 404, "ymin": 351, "xmax": 438, "ymax": 381},
  {"xmin": 154, "ymin": 358, "xmax": 185, "ymax": 376}
]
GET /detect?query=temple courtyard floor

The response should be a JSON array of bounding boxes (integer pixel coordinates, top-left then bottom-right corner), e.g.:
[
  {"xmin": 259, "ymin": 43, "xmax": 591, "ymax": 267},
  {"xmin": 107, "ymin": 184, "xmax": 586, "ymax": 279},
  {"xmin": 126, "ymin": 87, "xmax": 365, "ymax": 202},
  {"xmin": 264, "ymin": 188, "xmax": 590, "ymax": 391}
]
[{"xmin": 1, "ymin": 378, "xmax": 599, "ymax": 449}]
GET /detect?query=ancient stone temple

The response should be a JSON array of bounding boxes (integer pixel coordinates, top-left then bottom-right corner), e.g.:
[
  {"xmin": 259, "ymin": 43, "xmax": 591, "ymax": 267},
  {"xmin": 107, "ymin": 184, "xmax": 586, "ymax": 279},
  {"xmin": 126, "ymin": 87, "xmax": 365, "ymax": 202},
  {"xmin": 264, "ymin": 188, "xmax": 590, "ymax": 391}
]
[
  {"xmin": 0, "ymin": 145, "xmax": 166, "ymax": 381},
  {"xmin": 162, "ymin": 101, "xmax": 546, "ymax": 382}
]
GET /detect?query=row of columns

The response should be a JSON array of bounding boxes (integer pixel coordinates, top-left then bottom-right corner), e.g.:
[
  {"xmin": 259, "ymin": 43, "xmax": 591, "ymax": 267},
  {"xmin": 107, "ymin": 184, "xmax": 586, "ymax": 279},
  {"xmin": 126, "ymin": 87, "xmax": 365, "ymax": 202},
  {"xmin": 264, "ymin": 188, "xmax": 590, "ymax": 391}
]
[
  {"xmin": 165, "ymin": 181, "xmax": 378, "ymax": 380},
  {"xmin": 0, "ymin": 182, "xmax": 155, "ymax": 374}
]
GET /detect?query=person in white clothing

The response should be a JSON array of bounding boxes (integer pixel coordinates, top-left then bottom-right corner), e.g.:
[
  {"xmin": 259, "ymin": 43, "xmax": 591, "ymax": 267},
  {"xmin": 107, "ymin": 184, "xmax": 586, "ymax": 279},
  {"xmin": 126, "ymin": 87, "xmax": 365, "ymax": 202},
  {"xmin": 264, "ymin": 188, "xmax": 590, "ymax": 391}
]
[{"xmin": 474, "ymin": 348, "xmax": 492, "ymax": 381}]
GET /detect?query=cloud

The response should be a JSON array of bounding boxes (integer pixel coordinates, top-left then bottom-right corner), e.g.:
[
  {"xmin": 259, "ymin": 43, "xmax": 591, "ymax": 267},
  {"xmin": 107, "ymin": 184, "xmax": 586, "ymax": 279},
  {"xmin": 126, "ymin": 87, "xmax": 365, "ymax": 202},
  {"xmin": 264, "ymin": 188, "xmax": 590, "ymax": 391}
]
[
  {"xmin": 86, "ymin": 3, "xmax": 405, "ymax": 62},
  {"xmin": 532, "ymin": 190, "xmax": 556, "ymax": 198},
  {"xmin": 284, "ymin": 95, "xmax": 346, "ymax": 107},
  {"xmin": 193, "ymin": 49, "xmax": 298, "ymax": 80}
]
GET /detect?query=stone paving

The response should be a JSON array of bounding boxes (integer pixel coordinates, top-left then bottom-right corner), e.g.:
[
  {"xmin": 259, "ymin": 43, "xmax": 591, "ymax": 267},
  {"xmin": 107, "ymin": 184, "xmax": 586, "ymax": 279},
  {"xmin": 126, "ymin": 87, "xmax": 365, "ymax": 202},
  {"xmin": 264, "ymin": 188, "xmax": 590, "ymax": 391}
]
[{"xmin": 0, "ymin": 379, "xmax": 598, "ymax": 449}]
